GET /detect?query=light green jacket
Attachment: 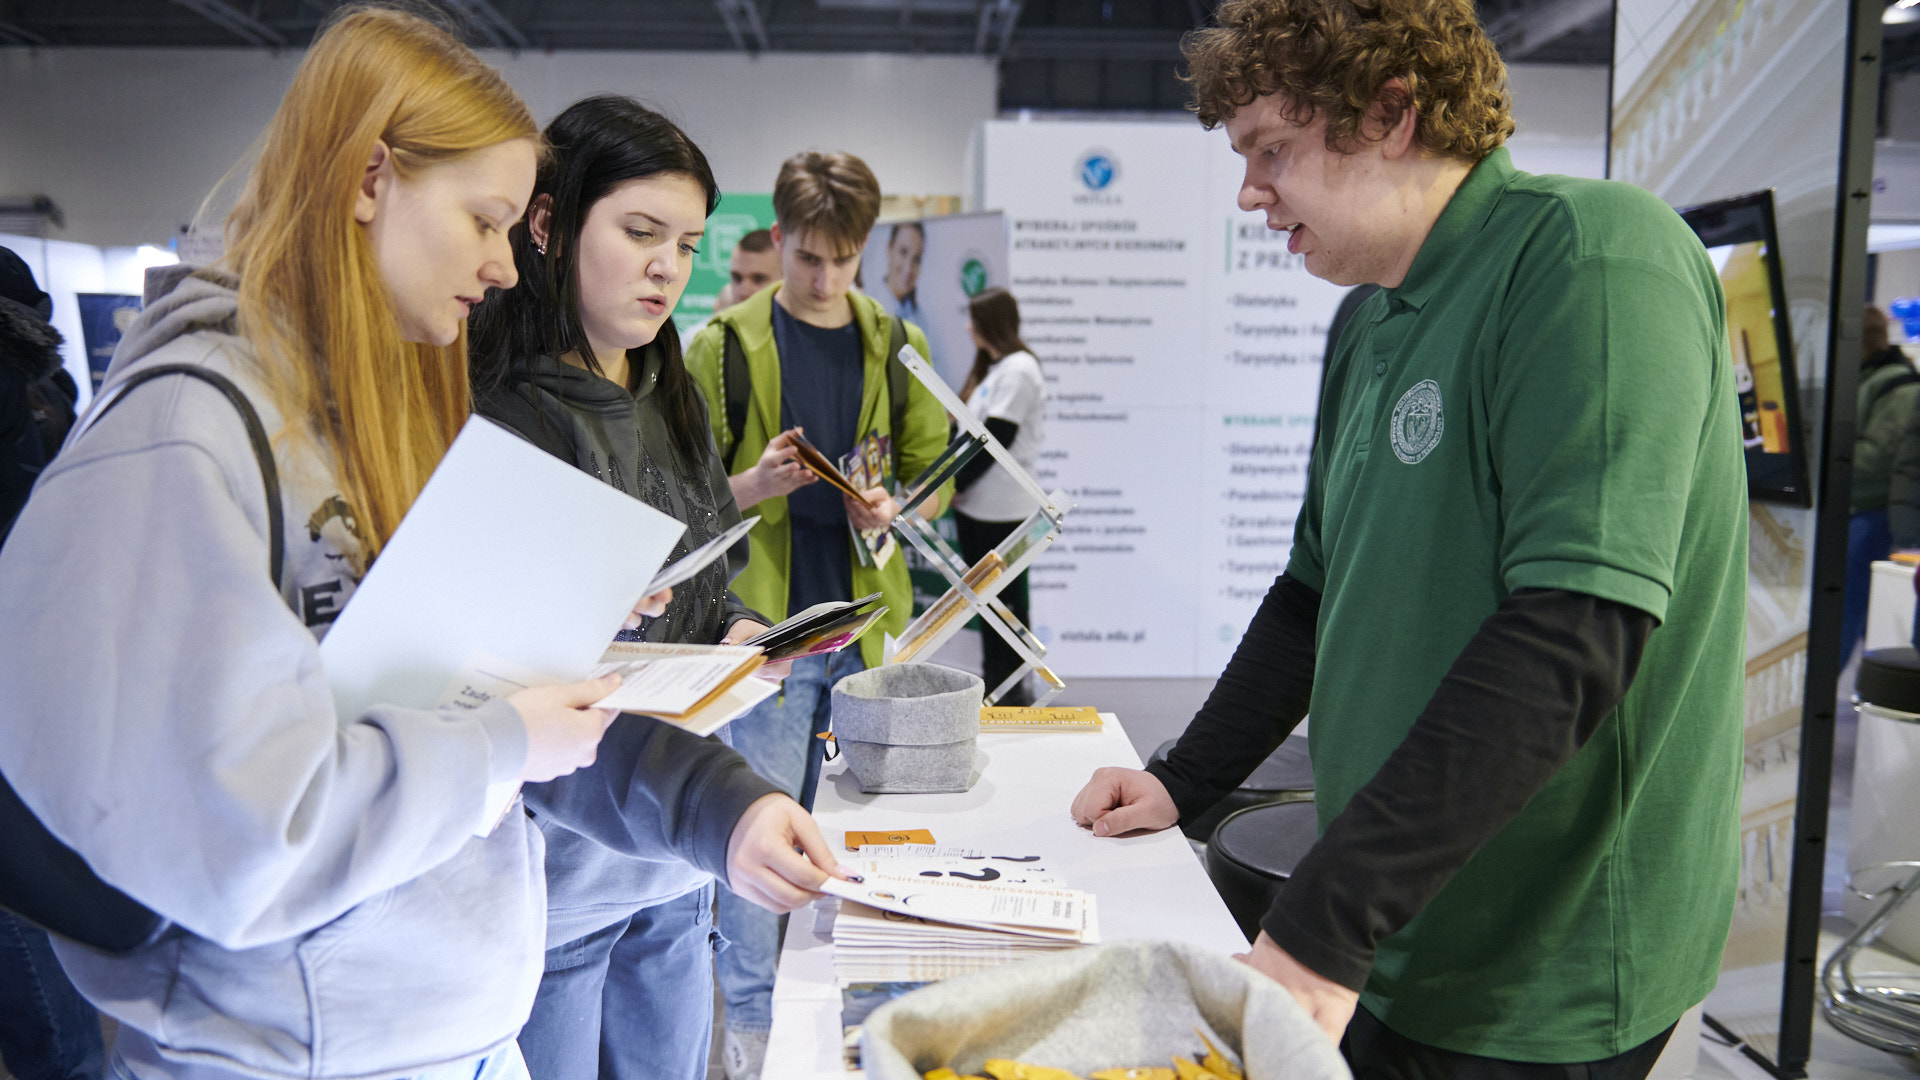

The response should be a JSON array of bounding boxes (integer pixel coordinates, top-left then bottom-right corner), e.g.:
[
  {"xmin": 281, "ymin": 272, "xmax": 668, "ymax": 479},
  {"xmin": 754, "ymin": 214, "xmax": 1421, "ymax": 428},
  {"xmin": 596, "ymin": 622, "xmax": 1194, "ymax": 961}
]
[{"xmin": 685, "ymin": 284, "xmax": 953, "ymax": 667}]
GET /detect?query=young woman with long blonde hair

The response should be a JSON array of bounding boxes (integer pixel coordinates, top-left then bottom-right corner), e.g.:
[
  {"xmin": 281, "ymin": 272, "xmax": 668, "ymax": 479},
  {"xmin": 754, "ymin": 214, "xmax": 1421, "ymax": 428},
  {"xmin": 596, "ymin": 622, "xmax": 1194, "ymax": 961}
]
[{"xmin": 0, "ymin": 10, "xmax": 619, "ymax": 1080}]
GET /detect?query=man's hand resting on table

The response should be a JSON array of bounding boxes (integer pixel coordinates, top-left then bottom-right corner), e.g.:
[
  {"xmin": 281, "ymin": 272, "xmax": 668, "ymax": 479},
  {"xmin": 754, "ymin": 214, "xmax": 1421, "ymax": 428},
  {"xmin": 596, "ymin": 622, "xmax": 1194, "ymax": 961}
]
[
  {"xmin": 1236, "ymin": 931, "xmax": 1359, "ymax": 1045},
  {"xmin": 726, "ymin": 793, "xmax": 858, "ymax": 913},
  {"xmin": 1069, "ymin": 766, "xmax": 1179, "ymax": 837}
]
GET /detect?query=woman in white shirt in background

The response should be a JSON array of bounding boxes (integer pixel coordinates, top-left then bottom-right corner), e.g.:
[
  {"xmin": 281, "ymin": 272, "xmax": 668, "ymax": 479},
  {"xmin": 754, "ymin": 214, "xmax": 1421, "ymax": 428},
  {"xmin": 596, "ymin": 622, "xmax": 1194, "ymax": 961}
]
[{"xmin": 951, "ymin": 286, "xmax": 1045, "ymax": 706}]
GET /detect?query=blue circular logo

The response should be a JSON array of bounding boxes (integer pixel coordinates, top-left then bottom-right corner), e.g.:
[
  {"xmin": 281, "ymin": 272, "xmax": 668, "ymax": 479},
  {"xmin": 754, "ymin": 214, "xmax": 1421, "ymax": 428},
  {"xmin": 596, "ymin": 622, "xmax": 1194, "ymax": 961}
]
[{"xmin": 1078, "ymin": 152, "xmax": 1117, "ymax": 190}]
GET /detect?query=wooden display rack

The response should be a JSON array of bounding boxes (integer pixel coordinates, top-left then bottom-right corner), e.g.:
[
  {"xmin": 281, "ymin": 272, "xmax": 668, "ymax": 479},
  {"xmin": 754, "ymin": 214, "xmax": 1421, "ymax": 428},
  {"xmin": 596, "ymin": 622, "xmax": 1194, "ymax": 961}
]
[{"xmin": 881, "ymin": 345, "xmax": 1075, "ymax": 706}]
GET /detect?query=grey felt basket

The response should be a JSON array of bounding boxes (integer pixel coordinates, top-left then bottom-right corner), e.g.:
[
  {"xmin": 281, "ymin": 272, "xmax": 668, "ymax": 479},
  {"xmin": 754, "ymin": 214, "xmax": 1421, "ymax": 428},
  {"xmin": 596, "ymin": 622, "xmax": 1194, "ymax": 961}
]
[
  {"xmin": 860, "ymin": 941, "xmax": 1352, "ymax": 1080},
  {"xmin": 831, "ymin": 663, "xmax": 983, "ymax": 794}
]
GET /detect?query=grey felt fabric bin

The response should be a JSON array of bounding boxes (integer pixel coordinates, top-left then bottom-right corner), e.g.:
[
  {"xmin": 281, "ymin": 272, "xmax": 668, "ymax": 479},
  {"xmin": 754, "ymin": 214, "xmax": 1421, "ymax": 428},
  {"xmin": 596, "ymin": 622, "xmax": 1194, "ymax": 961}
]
[
  {"xmin": 831, "ymin": 663, "xmax": 983, "ymax": 794},
  {"xmin": 860, "ymin": 941, "xmax": 1351, "ymax": 1080}
]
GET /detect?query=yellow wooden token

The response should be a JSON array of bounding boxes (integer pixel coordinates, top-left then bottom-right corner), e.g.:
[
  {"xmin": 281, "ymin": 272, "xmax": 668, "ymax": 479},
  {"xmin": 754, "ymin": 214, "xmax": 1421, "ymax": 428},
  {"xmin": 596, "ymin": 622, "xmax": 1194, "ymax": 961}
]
[
  {"xmin": 1194, "ymin": 1031, "xmax": 1244, "ymax": 1080},
  {"xmin": 1089, "ymin": 1069, "xmax": 1177, "ymax": 1079},
  {"xmin": 982, "ymin": 1060, "xmax": 1086, "ymax": 1080},
  {"xmin": 1172, "ymin": 1057, "xmax": 1228, "ymax": 1080}
]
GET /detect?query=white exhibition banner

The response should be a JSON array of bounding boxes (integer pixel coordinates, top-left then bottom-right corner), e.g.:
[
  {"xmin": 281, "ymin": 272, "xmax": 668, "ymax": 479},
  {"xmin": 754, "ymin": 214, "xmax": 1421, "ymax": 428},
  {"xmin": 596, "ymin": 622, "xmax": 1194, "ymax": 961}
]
[
  {"xmin": 982, "ymin": 119, "xmax": 1348, "ymax": 678},
  {"xmin": 863, "ymin": 211, "xmax": 1010, "ymax": 389}
]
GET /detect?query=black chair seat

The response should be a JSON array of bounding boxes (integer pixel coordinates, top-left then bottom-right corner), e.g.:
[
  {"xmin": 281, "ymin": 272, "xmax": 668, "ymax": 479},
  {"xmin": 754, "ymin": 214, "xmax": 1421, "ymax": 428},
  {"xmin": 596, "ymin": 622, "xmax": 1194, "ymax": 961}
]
[
  {"xmin": 1204, "ymin": 801, "xmax": 1321, "ymax": 942},
  {"xmin": 1150, "ymin": 734, "xmax": 1315, "ymax": 842},
  {"xmin": 1858, "ymin": 648, "xmax": 1920, "ymax": 716}
]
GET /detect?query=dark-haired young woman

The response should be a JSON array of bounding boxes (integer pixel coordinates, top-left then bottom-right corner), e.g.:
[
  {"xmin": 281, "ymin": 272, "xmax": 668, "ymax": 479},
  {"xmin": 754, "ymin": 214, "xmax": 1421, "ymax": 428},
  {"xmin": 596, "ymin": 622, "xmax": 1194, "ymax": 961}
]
[
  {"xmin": 952, "ymin": 287, "xmax": 1045, "ymax": 705},
  {"xmin": 468, "ymin": 95, "xmax": 843, "ymax": 1080}
]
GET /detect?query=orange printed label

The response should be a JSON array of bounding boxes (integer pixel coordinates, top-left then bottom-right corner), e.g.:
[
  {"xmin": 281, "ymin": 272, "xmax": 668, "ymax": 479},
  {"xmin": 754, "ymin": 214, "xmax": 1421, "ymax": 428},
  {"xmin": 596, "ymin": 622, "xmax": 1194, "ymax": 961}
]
[{"xmin": 844, "ymin": 829, "xmax": 936, "ymax": 851}]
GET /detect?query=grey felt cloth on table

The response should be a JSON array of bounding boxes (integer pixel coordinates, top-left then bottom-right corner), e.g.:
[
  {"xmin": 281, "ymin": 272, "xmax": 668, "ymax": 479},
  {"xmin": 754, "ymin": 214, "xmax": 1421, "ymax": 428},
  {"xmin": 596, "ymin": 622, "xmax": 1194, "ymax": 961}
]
[
  {"xmin": 831, "ymin": 662, "xmax": 983, "ymax": 794},
  {"xmin": 860, "ymin": 941, "xmax": 1352, "ymax": 1080}
]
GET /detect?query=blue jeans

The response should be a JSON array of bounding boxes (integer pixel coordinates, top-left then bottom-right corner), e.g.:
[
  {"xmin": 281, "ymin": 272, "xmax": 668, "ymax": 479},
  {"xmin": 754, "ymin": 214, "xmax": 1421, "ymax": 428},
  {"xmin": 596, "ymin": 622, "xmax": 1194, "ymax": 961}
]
[
  {"xmin": 1845, "ymin": 508, "xmax": 1892, "ymax": 667},
  {"xmin": 517, "ymin": 883, "xmax": 718, "ymax": 1080},
  {"xmin": 107, "ymin": 1041, "xmax": 526, "ymax": 1080},
  {"xmin": 0, "ymin": 910, "xmax": 103, "ymax": 1080},
  {"xmin": 713, "ymin": 648, "xmax": 864, "ymax": 1032}
]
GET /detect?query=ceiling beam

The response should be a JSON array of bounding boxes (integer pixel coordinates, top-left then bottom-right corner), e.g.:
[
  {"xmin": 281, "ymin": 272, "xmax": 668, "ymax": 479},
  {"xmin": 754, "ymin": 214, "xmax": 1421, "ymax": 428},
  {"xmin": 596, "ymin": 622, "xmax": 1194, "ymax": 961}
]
[
  {"xmin": 1008, "ymin": 26, "xmax": 1180, "ymax": 61},
  {"xmin": 816, "ymin": 0, "xmax": 977, "ymax": 11},
  {"xmin": 168, "ymin": 0, "xmax": 287, "ymax": 46},
  {"xmin": 443, "ymin": 0, "xmax": 530, "ymax": 49},
  {"xmin": 0, "ymin": 19, "xmax": 47, "ymax": 45},
  {"xmin": 1485, "ymin": 0, "xmax": 1610, "ymax": 60},
  {"xmin": 714, "ymin": 0, "xmax": 771, "ymax": 52},
  {"xmin": 975, "ymin": 0, "xmax": 1021, "ymax": 55}
]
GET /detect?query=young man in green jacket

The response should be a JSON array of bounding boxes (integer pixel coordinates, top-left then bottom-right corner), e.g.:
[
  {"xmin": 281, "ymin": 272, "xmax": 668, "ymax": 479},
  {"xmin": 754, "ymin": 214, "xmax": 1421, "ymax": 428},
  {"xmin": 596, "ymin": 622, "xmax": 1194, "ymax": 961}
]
[{"xmin": 684, "ymin": 149, "xmax": 950, "ymax": 1080}]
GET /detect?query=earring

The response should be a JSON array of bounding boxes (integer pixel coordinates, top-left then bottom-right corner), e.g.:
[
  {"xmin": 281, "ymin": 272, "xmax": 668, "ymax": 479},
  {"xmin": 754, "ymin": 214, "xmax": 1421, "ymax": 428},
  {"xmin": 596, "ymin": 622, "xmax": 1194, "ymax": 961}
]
[{"xmin": 535, "ymin": 242, "xmax": 547, "ymax": 256}]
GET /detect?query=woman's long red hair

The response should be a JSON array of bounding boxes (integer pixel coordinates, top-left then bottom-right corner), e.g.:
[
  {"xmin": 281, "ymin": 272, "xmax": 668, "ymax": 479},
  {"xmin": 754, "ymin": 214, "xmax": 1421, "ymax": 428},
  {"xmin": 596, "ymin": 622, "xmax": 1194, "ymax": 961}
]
[{"xmin": 224, "ymin": 6, "xmax": 537, "ymax": 565}]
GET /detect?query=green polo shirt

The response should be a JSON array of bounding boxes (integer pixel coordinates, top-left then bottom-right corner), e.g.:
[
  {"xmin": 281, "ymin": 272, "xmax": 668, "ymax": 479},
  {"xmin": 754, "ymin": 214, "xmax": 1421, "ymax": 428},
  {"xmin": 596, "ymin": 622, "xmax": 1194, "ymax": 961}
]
[{"xmin": 1288, "ymin": 148, "xmax": 1747, "ymax": 1060}]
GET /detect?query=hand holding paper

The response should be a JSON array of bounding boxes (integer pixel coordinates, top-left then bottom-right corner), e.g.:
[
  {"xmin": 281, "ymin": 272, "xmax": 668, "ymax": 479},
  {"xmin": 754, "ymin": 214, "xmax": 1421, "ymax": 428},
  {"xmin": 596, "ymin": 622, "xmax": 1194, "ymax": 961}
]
[
  {"xmin": 726, "ymin": 793, "xmax": 856, "ymax": 913},
  {"xmin": 736, "ymin": 429, "xmax": 818, "ymax": 507},
  {"xmin": 722, "ymin": 620, "xmax": 792, "ymax": 681},
  {"xmin": 621, "ymin": 587, "xmax": 673, "ymax": 630},
  {"xmin": 509, "ymin": 673, "xmax": 623, "ymax": 783},
  {"xmin": 844, "ymin": 485, "xmax": 898, "ymax": 531}
]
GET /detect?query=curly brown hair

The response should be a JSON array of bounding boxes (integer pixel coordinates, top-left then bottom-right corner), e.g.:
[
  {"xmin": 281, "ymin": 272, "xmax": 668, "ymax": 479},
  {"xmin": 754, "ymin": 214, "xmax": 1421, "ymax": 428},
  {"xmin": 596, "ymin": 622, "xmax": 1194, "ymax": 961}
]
[{"xmin": 1182, "ymin": 0, "xmax": 1514, "ymax": 162}]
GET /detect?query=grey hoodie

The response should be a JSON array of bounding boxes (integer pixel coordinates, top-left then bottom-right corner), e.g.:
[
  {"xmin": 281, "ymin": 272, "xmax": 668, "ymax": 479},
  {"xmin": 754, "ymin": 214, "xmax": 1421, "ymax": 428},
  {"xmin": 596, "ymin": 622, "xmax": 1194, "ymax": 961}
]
[{"xmin": 0, "ymin": 269, "xmax": 553, "ymax": 1080}]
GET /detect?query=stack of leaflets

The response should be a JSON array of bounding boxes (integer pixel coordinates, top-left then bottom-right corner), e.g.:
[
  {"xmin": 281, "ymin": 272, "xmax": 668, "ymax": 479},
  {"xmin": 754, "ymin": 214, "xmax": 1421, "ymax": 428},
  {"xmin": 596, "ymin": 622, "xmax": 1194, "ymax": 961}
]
[
  {"xmin": 818, "ymin": 848, "xmax": 1098, "ymax": 986},
  {"xmin": 740, "ymin": 591, "xmax": 888, "ymax": 662},
  {"xmin": 824, "ymin": 846, "xmax": 1099, "ymax": 1069}
]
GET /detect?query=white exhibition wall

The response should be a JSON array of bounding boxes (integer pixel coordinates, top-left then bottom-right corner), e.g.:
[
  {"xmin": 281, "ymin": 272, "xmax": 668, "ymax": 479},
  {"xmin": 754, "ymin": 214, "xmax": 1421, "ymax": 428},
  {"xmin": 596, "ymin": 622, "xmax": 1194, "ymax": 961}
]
[
  {"xmin": 0, "ymin": 50, "xmax": 1614, "ymax": 251},
  {"xmin": 0, "ymin": 48, "xmax": 999, "ymax": 248}
]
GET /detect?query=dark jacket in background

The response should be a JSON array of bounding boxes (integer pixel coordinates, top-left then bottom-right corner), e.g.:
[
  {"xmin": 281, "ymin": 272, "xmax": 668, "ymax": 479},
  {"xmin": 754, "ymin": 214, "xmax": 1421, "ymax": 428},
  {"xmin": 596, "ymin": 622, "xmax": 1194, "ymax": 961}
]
[
  {"xmin": 1884, "ymin": 368, "xmax": 1920, "ymax": 549},
  {"xmin": 1855, "ymin": 347, "xmax": 1920, "ymax": 514},
  {"xmin": 0, "ymin": 276, "xmax": 73, "ymax": 543}
]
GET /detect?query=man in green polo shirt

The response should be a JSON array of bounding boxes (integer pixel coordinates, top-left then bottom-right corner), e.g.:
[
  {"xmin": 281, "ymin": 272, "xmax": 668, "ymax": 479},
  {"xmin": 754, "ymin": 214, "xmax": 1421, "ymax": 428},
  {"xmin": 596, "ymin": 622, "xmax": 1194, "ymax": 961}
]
[{"xmin": 1069, "ymin": 0, "xmax": 1747, "ymax": 1075}]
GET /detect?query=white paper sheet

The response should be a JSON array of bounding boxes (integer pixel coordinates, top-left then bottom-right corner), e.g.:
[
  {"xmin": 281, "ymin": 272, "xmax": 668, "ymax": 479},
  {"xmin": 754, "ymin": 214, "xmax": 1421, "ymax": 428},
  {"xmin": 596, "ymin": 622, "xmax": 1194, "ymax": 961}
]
[
  {"xmin": 663, "ymin": 673, "xmax": 781, "ymax": 737},
  {"xmin": 818, "ymin": 874, "xmax": 1093, "ymax": 937},
  {"xmin": 319, "ymin": 416, "xmax": 686, "ymax": 772},
  {"xmin": 436, "ymin": 654, "xmax": 547, "ymax": 836},
  {"xmin": 646, "ymin": 515, "xmax": 759, "ymax": 594}
]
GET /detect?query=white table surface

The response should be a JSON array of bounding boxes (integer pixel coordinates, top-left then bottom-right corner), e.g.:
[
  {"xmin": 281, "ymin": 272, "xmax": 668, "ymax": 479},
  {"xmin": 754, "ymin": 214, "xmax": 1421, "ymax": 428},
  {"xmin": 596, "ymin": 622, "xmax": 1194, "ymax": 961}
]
[{"xmin": 763, "ymin": 713, "xmax": 1252, "ymax": 1078}]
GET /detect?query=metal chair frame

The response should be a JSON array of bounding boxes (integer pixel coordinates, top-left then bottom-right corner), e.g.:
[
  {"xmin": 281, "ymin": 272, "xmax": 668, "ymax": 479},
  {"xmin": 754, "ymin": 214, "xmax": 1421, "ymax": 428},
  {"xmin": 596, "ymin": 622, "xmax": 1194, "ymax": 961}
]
[{"xmin": 1822, "ymin": 858, "xmax": 1920, "ymax": 1058}]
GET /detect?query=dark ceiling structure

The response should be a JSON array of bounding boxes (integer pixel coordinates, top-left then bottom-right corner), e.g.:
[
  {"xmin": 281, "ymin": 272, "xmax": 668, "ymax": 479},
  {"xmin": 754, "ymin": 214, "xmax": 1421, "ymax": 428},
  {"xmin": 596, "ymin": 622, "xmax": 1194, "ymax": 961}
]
[{"xmin": 0, "ymin": 0, "xmax": 1618, "ymax": 111}]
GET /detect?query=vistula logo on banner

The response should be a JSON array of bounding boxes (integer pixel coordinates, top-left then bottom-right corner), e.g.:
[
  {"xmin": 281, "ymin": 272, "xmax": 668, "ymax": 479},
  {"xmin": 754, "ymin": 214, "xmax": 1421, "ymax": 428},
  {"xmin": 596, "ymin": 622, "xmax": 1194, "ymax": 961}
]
[
  {"xmin": 1074, "ymin": 149, "xmax": 1121, "ymax": 205},
  {"xmin": 959, "ymin": 251, "xmax": 990, "ymax": 297}
]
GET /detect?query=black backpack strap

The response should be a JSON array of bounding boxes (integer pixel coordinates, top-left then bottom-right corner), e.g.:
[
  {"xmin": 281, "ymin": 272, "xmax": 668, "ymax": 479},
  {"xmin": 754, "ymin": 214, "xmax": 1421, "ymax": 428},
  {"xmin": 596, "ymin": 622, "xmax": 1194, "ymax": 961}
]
[
  {"xmin": 723, "ymin": 324, "xmax": 751, "ymax": 473},
  {"xmin": 80, "ymin": 364, "xmax": 284, "ymax": 590},
  {"xmin": 0, "ymin": 362, "xmax": 284, "ymax": 956},
  {"xmin": 886, "ymin": 317, "xmax": 910, "ymax": 484}
]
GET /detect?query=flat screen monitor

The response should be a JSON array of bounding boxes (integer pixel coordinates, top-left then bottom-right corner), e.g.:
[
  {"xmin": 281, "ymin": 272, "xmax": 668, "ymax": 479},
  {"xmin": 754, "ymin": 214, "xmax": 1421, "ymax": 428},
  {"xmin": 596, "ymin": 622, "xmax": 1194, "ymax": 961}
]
[{"xmin": 1677, "ymin": 189, "xmax": 1811, "ymax": 506}]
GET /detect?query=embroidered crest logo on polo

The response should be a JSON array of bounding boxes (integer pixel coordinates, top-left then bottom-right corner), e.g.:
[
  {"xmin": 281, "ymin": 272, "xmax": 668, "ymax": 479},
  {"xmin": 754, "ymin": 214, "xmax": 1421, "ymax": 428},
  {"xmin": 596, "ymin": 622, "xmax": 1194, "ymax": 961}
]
[{"xmin": 1391, "ymin": 379, "xmax": 1445, "ymax": 464}]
